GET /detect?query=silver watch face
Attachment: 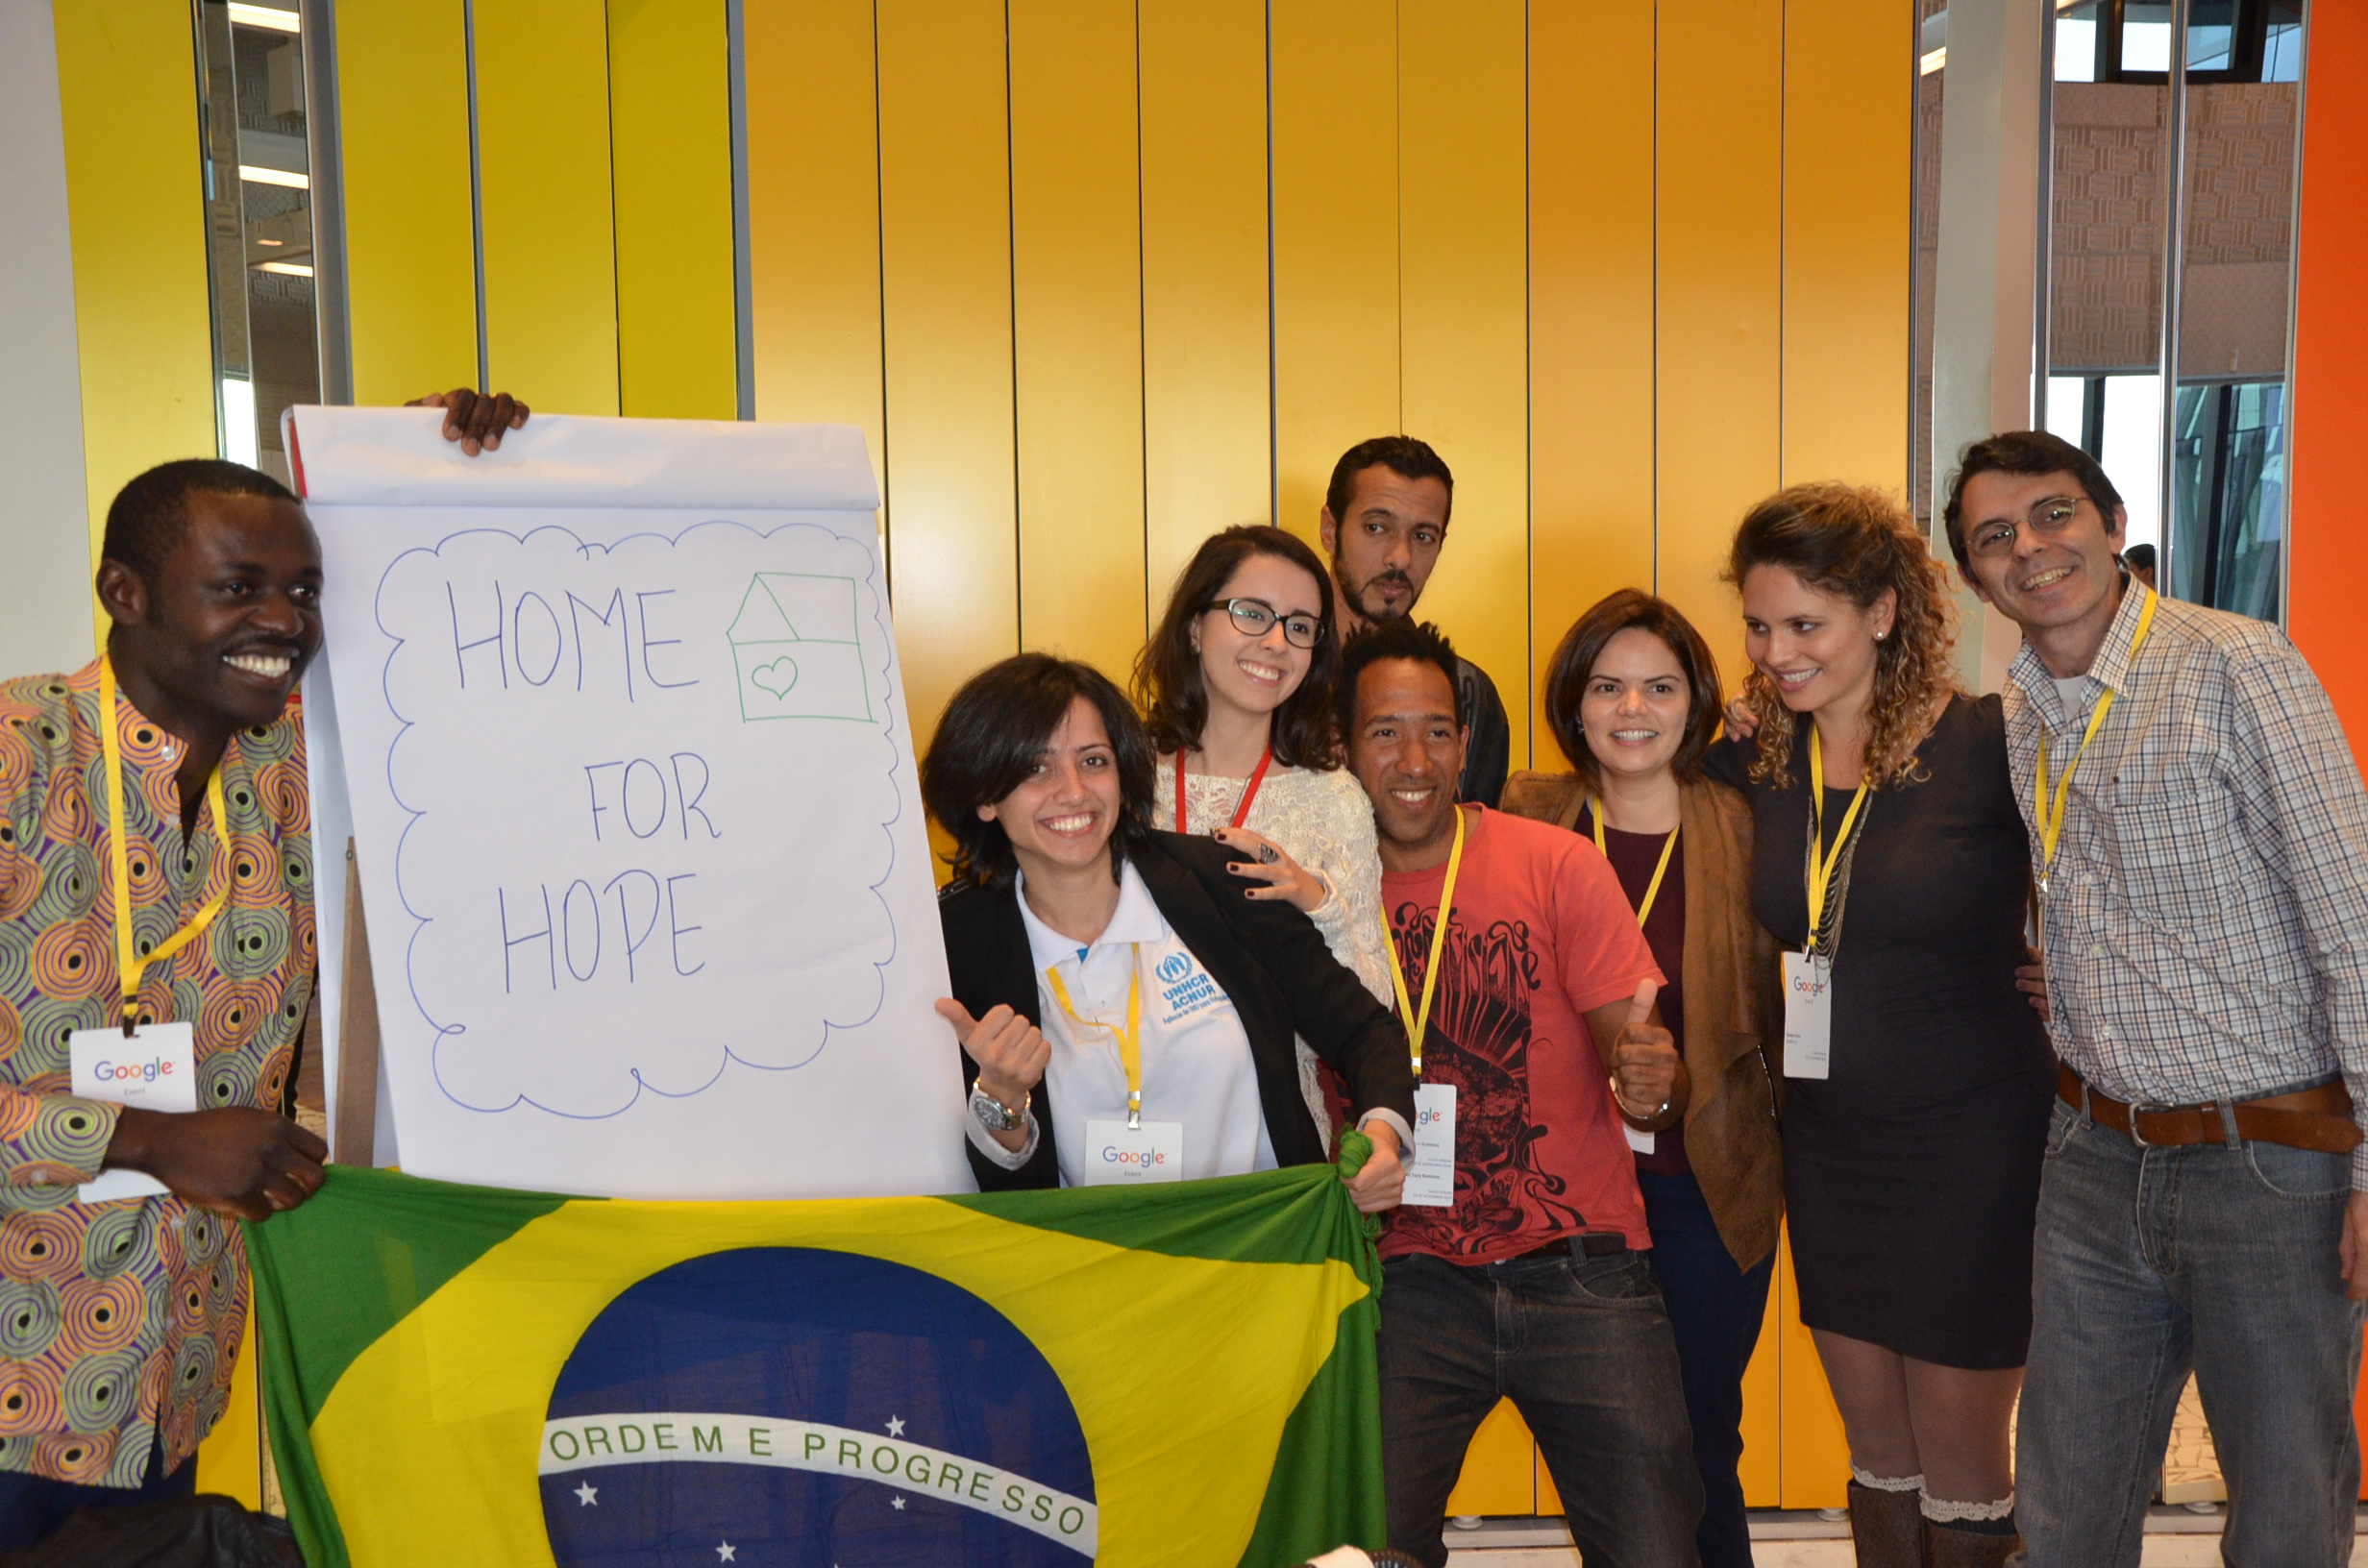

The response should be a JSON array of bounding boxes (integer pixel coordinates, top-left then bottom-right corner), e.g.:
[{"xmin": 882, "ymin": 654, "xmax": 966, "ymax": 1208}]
[{"xmin": 970, "ymin": 1088, "xmax": 1022, "ymax": 1132}]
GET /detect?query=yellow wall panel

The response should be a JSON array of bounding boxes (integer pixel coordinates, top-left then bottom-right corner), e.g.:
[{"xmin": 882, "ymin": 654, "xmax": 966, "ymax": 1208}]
[
  {"xmin": 1783, "ymin": 0, "xmax": 1912, "ymax": 491},
  {"xmin": 472, "ymin": 0, "xmax": 619, "ymax": 414},
  {"xmin": 609, "ymin": 0, "xmax": 739, "ymax": 420},
  {"xmin": 876, "ymin": 0, "xmax": 1018, "ymax": 750},
  {"xmin": 1778, "ymin": 1221, "xmax": 1853, "ymax": 1508},
  {"xmin": 1738, "ymin": 1258, "xmax": 1784, "ymax": 1505},
  {"xmin": 335, "ymin": 0, "xmax": 479, "ymax": 406},
  {"xmin": 1400, "ymin": 0, "xmax": 1530, "ymax": 766},
  {"xmin": 1529, "ymin": 0, "xmax": 1658, "ymax": 754},
  {"xmin": 1654, "ymin": 0, "xmax": 1785, "ymax": 685},
  {"xmin": 1446, "ymin": 1398, "xmax": 1537, "ymax": 1517},
  {"xmin": 1270, "ymin": 0, "xmax": 1397, "ymax": 544},
  {"xmin": 53, "ymin": 0, "xmax": 215, "ymax": 588},
  {"xmin": 1139, "ymin": 0, "xmax": 1271, "ymax": 601},
  {"xmin": 744, "ymin": 0, "xmax": 884, "ymax": 476},
  {"xmin": 1010, "ymin": 0, "xmax": 1146, "ymax": 675}
]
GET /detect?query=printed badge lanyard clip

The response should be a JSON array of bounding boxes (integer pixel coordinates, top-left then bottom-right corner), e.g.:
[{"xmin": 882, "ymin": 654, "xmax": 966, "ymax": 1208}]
[
  {"xmin": 1175, "ymin": 747, "xmax": 1274, "ymax": 834},
  {"xmin": 1805, "ymin": 725, "xmax": 1872, "ymax": 957},
  {"xmin": 2034, "ymin": 586, "xmax": 2158, "ymax": 919},
  {"xmin": 1380, "ymin": 806, "xmax": 1466, "ymax": 1078},
  {"xmin": 1590, "ymin": 798, "xmax": 1678, "ymax": 928},
  {"xmin": 1046, "ymin": 947, "xmax": 1145, "ymax": 1128},
  {"xmin": 98, "ymin": 656, "xmax": 232, "ymax": 1036}
]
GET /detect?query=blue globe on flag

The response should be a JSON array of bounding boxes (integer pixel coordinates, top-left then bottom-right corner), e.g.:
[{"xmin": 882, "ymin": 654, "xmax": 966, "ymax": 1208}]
[{"xmin": 539, "ymin": 1247, "xmax": 1097, "ymax": 1566}]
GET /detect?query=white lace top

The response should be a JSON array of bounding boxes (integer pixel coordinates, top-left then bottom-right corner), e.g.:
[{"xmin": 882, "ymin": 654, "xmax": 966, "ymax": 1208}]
[
  {"xmin": 1155, "ymin": 761, "xmax": 1394, "ymax": 1151},
  {"xmin": 1154, "ymin": 761, "xmax": 1392, "ymax": 1005}
]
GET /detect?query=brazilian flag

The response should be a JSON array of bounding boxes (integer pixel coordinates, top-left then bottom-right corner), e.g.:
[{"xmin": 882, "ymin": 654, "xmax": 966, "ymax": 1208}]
[{"xmin": 246, "ymin": 1159, "xmax": 1383, "ymax": 1568}]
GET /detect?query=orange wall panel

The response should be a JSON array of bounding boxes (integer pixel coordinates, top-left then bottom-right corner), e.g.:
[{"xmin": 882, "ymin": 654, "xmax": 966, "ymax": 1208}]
[
  {"xmin": 1529, "ymin": 0, "xmax": 1658, "ymax": 754},
  {"xmin": 2286, "ymin": 0, "xmax": 2368, "ymax": 749}
]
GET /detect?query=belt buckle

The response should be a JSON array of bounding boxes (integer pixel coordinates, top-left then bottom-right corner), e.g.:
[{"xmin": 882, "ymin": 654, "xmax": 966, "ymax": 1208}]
[{"xmin": 2125, "ymin": 1103, "xmax": 2161, "ymax": 1147}]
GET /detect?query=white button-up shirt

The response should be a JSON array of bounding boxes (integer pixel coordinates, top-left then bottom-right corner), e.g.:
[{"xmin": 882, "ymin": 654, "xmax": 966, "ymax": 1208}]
[{"xmin": 970, "ymin": 861, "xmax": 1278, "ymax": 1185}]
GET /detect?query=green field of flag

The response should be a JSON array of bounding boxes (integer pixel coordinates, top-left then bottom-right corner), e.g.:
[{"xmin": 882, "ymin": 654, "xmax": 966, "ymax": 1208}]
[{"xmin": 246, "ymin": 1155, "xmax": 1385, "ymax": 1568}]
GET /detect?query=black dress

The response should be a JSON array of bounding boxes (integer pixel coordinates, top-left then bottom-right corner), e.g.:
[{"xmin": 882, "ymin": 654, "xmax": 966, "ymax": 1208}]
[{"xmin": 1706, "ymin": 694, "xmax": 2052, "ymax": 1369}]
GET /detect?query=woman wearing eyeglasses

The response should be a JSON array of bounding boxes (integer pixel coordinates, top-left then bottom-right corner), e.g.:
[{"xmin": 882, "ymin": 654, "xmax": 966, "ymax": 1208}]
[{"xmin": 1135, "ymin": 526, "xmax": 1392, "ymax": 1138}]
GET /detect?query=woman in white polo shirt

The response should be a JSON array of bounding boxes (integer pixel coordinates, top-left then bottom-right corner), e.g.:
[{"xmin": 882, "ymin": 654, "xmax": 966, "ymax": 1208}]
[{"xmin": 922, "ymin": 652, "xmax": 1413, "ymax": 1202}]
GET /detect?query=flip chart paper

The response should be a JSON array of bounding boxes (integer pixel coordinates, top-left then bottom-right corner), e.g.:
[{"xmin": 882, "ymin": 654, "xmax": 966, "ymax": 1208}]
[{"xmin": 292, "ymin": 407, "xmax": 968, "ymax": 1199}]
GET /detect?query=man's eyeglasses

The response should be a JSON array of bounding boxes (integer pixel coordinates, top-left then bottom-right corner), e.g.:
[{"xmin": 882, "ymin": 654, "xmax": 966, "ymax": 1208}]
[
  {"xmin": 1967, "ymin": 495, "xmax": 2086, "ymax": 560},
  {"xmin": 1207, "ymin": 598, "xmax": 1322, "ymax": 649}
]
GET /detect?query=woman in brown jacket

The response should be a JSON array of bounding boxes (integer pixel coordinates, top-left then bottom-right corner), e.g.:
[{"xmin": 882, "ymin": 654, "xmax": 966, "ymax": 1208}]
[{"xmin": 1503, "ymin": 589, "xmax": 1781, "ymax": 1568}]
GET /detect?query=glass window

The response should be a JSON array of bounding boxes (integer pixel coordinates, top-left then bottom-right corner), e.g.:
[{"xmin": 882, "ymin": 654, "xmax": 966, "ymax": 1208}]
[
  {"xmin": 194, "ymin": 0, "xmax": 322, "ymax": 486},
  {"xmin": 2119, "ymin": 2, "xmax": 2175, "ymax": 71},
  {"xmin": 2040, "ymin": 0, "xmax": 2304, "ymax": 621}
]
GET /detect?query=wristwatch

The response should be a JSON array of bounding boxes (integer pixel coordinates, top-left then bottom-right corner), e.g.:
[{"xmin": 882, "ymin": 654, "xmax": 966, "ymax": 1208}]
[{"xmin": 970, "ymin": 1082, "xmax": 1028, "ymax": 1133}]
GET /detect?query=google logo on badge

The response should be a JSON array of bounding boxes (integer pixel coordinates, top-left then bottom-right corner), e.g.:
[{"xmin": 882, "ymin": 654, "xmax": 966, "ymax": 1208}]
[
  {"xmin": 92, "ymin": 1058, "xmax": 175, "ymax": 1084},
  {"xmin": 1101, "ymin": 1146, "xmax": 1168, "ymax": 1167}
]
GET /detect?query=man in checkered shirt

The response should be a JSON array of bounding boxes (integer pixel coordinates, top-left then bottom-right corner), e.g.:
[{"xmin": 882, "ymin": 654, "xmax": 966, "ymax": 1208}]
[{"xmin": 1946, "ymin": 429, "xmax": 2368, "ymax": 1567}]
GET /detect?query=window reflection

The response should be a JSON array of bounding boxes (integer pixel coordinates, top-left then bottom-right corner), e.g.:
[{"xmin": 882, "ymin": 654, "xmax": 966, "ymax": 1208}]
[
  {"xmin": 2041, "ymin": 0, "xmax": 2304, "ymax": 622},
  {"xmin": 194, "ymin": 0, "xmax": 322, "ymax": 486}
]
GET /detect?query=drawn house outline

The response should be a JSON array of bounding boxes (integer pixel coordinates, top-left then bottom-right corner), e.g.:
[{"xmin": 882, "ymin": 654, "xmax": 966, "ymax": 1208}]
[{"xmin": 727, "ymin": 573, "xmax": 876, "ymax": 723}]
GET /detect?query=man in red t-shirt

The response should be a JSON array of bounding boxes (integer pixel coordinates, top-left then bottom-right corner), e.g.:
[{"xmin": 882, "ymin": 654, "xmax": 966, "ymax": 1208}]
[{"xmin": 1339, "ymin": 619, "xmax": 1700, "ymax": 1568}]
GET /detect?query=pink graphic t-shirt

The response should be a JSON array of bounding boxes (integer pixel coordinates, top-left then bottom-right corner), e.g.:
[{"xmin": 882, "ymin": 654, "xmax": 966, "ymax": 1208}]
[{"xmin": 1378, "ymin": 807, "xmax": 1665, "ymax": 1262}]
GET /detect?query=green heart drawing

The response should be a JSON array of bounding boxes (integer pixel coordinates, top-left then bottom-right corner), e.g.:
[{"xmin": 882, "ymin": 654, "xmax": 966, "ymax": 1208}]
[{"xmin": 751, "ymin": 656, "xmax": 800, "ymax": 699}]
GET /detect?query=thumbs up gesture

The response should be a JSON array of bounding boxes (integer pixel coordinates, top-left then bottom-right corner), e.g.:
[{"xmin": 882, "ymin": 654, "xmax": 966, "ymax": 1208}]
[{"xmin": 1608, "ymin": 979, "xmax": 1683, "ymax": 1127}]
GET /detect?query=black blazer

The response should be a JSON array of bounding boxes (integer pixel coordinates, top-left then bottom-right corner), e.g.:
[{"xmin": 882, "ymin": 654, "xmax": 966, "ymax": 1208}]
[{"xmin": 942, "ymin": 831, "xmax": 1417, "ymax": 1191}]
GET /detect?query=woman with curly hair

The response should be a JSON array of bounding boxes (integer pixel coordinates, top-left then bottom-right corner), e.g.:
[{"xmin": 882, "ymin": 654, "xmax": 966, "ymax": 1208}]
[{"xmin": 1707, "ymin": 485, "xmax": 2049, "ymax": 1567}]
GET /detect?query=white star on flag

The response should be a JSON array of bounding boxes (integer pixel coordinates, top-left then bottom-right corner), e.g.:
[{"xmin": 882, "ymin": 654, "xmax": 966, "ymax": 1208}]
[
  {"xmin": 716, "ymin": 1544, "xmax": 736, "ymax": 1562},
  {"xmin": 891, "ymin": 1496, "xmax": 906, "ymax": 1510},
  {"xmin": 885, "ymin": 1415, "xmax": 905, "ymax": 1437},
  {"xmin": 573, "ymin": 1482, "xmax": 598, "ymax": 1507}
]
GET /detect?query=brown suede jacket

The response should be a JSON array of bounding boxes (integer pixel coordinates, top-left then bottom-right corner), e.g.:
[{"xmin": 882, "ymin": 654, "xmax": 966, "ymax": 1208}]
[{"xmin": 1500, "ymin": 770, "xmax": 1786, "ymax": 1271}]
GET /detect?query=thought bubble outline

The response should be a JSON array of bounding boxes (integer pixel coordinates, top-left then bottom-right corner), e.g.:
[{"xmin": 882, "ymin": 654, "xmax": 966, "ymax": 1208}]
[{"xmin": 370, "ymin": 518, "xmax": 905, "ymax": 1120}]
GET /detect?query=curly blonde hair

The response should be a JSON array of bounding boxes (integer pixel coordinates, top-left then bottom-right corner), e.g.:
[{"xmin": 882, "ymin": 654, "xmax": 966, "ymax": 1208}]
[{"xmin": 1725, "ymin": 483, "xmax": 1961, "ymax": 791}]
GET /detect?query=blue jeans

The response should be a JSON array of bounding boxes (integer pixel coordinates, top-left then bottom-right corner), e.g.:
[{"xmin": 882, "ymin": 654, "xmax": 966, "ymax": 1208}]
[
  {"xmin": 2017, "ymin": 1098, "xmax": 2366, "ymax": 1567},
  {"xmin": 1377, "ymin": 1247, "xmax": 1701, "ymax": 1568},
  {"xmin": 0, "ymin": 1427, "xmax": 192, "ymax": 1552},
  {"xmin": 1639, "ymin": 1170, "xmax": 1774, "ymax": 1568}
]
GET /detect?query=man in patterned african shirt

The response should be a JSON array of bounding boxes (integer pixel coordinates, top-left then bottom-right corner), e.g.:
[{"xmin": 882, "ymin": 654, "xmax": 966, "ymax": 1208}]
[{"xmin": 0, "ymin": 459, "xmax": 331, "ymax": 1547}]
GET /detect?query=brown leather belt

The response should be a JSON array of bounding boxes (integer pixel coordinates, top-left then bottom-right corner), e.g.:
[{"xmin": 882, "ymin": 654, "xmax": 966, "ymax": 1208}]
[{"xmin": 2058, "ymin": 1063, "xmax": 2362, "ymax": 1155}]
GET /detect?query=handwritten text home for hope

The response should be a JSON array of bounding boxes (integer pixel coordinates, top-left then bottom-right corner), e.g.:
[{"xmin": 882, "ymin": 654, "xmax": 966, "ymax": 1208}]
[
  {"xmin": 539, "ymin": 1412, "xmax": 1098, "ymax": 1554},
  {"xmin": 444, "ymin": 576, "xmax": 720, "ymax": 994},
  {"xmin": 377, "ymin": 521, "xmax": 897, "ymax": 1122}
]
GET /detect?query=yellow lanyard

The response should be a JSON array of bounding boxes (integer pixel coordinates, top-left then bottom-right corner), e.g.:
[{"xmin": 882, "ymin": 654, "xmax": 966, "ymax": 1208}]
[
  {"xmin": 1590, "ymin": 797, "xmax": 1679, "ymax": 929},
  {"xmin": 1379, "ymin": 806, "xmax": 1466, "ymax": 1079},
  {"xmin": 2035, "ymin": 587, "xmax": 2158, "ymax": 894},
  {"xmin": 1805, "ymin": 725, "xmax": 1872, "ymax": 955},
  {"xmin": 1045, "ymin": 945, "xmax": 1145, "ymax": 1127},
  {"xmin": 97, "ymin": 657, "xmax": 232, "ymax": 1032}
]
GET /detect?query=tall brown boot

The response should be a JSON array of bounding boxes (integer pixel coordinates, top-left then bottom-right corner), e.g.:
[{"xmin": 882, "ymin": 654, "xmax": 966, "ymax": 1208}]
[
  {"xmin": 1922, "ymin": 1517, "xmax": 2021, "ymax": 1568},
  {"xmin": 1847, "ymin": 1480, "xmax": 1928, "ymax": 1568}
]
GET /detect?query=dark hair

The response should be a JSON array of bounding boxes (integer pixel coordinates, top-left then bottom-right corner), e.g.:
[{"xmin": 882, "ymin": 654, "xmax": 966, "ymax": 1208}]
[
  {"xmin": 2121, "ymin": 542, "xmax": 2157, "ymax": 572},
  {"xmin": 920, "ymin": 654, "xmax": 1154, "ymax": 891},
  {"xmin": 1726, "ymin": 483, "xmax": 1961, "ymax": 791},
  {"xmin": 1939, "ymin": 430, "xmax": 2125, "ymax": 576},
  {"xmin": 1324, "ymin": 436, "xmax": 1455, "ymax": 530},
  {"xmin": 1542, "ymin": 590, "xmax": 1724, "ymax": 790},
  {"xmin": 1335, "ymin": 619, "xmax": 1465, "ymax": 739},
  {"xmin": 1134, "ymin": 527, "xmax": 1342, "ymax": 769},
  {"xmin": 103, "ymin": 458, "xmax": 298, "ymax": 580}
]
